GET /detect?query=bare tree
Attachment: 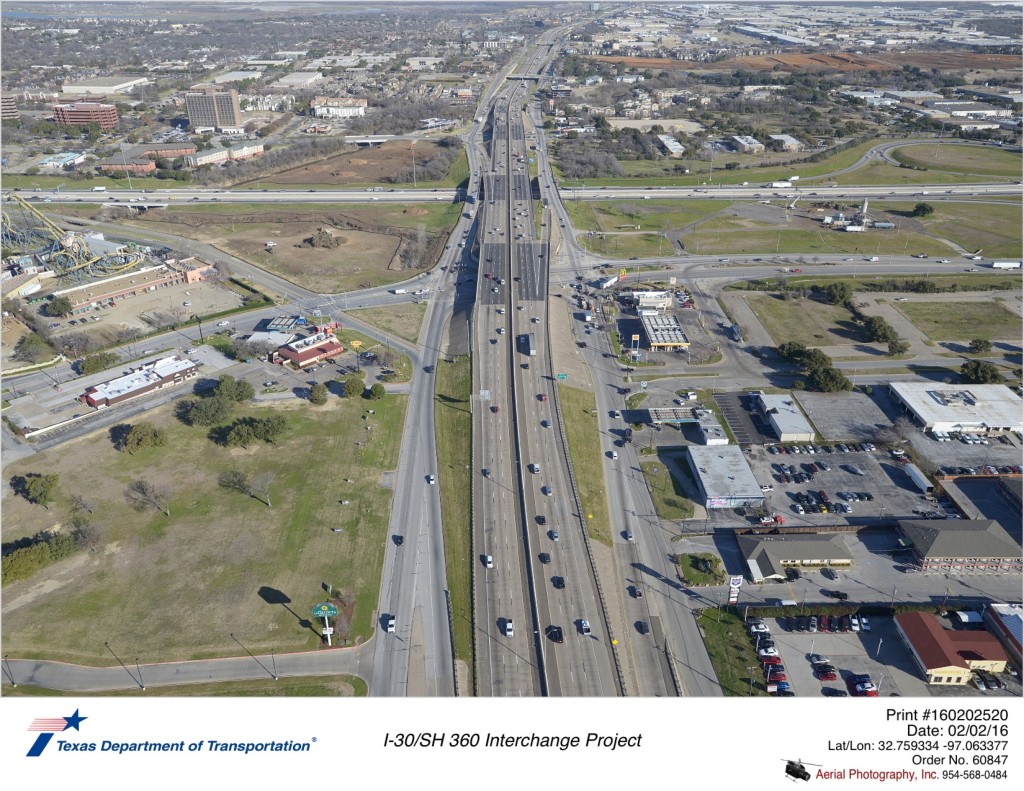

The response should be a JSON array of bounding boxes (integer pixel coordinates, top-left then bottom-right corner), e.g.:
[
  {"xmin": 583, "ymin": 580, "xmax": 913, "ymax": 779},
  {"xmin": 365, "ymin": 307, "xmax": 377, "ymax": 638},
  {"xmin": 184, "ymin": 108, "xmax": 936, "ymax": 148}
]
[
  {"xmin": 250, "ymin": 471, "xmax": 276, "ymax": 510},
  {"xmin": 70, "ymin": 514, "xmax": 101, "ymax": 551},
  {"xmin": 69, "ymin": 494, "xmax": 93, "ymax": 514},
  {"xmin": 125, "ymin": 479, "xmax": 171, "ymax": 516}
]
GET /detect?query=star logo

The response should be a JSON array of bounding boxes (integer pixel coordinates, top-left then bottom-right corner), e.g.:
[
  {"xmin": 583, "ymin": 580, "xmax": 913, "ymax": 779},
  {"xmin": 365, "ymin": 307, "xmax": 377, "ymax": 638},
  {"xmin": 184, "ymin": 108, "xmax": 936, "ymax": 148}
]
[{"xmin": 26, "ymin": 710, "xmax": 88, "ymax": 757}]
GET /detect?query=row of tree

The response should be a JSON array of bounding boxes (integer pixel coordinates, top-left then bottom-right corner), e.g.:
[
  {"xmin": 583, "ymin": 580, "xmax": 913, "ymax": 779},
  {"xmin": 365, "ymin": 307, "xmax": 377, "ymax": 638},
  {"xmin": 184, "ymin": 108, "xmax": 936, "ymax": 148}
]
[{"xmin": 776, "ymin": 342, "xmax": 853, "ymax": 393}]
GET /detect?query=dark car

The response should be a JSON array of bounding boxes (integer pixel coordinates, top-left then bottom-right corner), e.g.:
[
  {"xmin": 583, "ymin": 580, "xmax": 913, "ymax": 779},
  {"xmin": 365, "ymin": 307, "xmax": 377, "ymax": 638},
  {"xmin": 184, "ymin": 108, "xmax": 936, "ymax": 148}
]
[
  {"xmin": 546, "ymin": 625, "xmax": 564, "ymax": 643},
  {"xmin": 779, "ymin": 617, "xmax": 793, "ymax": 632},
  {"xmin": 539, "ymin": 552, "xmax": 551, "ymax": 564},
  {"xmin": 850, "ymin": 673, "xmax": 872, "ymax": 686},
  {"xmin": 829, "ymin": 618, "xmax": 839, "ymax": 633},
  {"xmin": 823, "ymin": 590, "xmax": 847, "ymax": 600},
  {"xmin": 631, "ymin": 585, "xmax": 644, "ymax": 599},
  {"xmin": 536, "ymin": 515, "xmax": 546, "ymax": 525},
  {"xmin": 840, "ymin": 615, "xmax": 851, "ymax": 632},
  {"xmin": 823, "ymin": 688, "xmax": 848, "ymax": 697},
  {"xmin": 394, "ymin": 535, "xmax": 404, "ymax": 546},
  {"xmin": 795, "ymin": 617, "xmax": 807, "ymax": 632},
  {"xmin": 786, "ymin": 567, "xmax": 802, "ymax": 581}
]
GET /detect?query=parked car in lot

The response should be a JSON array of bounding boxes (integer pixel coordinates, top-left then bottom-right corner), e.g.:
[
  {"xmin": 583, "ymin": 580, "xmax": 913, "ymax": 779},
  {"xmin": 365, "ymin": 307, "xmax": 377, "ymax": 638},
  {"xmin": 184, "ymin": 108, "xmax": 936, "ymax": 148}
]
[{"xmin": 860, "ymin": 616, "xmax": 871, "ymax": 632}]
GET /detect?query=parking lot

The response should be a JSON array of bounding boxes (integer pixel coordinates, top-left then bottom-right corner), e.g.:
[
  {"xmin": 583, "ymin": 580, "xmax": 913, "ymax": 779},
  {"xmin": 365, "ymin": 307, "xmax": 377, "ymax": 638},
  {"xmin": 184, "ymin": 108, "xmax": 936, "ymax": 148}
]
[
  {"xmin": 794, "ymin": 391, "xmax": 893, "ymax": 442},
  {"xmin": 753, "ymin": 615, "xmax": 1019, "ymax": 698},
  {"xmin": 746, "ymin": 442, "xmax": 926, "ymax": 526}
]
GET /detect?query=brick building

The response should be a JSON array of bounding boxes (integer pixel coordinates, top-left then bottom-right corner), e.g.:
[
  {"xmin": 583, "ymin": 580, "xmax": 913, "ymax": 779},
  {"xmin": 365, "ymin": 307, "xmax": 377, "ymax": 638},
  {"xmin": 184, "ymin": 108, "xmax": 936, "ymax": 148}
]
[
  {"xmin": 81, "ymin": 356, "xmax": 199, "ymax": 409},
  {"xmin": 52, "ymin": 101, "xmax": 119, "ymax": 129}
]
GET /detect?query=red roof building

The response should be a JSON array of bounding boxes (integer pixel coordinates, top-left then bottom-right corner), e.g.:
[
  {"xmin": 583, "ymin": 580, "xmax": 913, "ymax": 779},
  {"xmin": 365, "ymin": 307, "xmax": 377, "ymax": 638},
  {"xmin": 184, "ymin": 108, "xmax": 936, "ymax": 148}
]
[
  {"xmin": 274, "ymin": 332, "xmax": 344, "ymax": 369},
  {"xmin": 895, "ymin": 611, "xmax": 1008, "ymax": 685}
]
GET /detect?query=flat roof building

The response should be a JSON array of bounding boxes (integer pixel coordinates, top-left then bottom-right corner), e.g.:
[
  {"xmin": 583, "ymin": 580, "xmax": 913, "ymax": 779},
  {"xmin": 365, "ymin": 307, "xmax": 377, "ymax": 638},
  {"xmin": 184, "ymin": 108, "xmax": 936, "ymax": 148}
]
[
  {"xmin": 731, "ymin": 134, "xmax": 765, "ymax": 153},
  {"xmin": 632, "ymin": 291, "xmax": 673, "ymax": 311},
  {"xmin": 61, "ymin": 75, "xmax": 149, "ymax": 95},
  {"xmin": 52, "ymin": 101, "xmax": 119, "ymax": 129},
  {"xmin": 686, "ymin": 444, "xmax": 763, "ymax": 509},
  {"xmin": 768, "ymin": 134, "xmax": 804, "ymax": 151},
  {"xmin": 640, "ymin": 313, "xmax": 689, "ymax": 350},
  {"xmin": 274, "ymin": 332, "xmax": 344, "ymax": 369},
  {"xmin": 657, "ymin": 134, "xmax": 685, "ymax": 157},
  {"xmin": 185, "ymin": 85, "xmax": 242, "ymax": 131},
  {"xmin": 81, "ymin": 356, "xmax": 198, "ymax": 408},
  {"xmin": 889, "ymin": 382, "xmax": 1022, "ymax": 435},
  {"xmin": 755, "ymin": 392, "xmax": 815, "ymax": 442},
  {"xmin": 984, "ymin": 603, "xmax": 1023, "ymax": 668},
  {"xmin": 271, "ymin": 72, "xmax": 323, "ymax": 89},
  {"xmin": 737, "ymin": 533, "xmax": 853, "ymax": 583}
]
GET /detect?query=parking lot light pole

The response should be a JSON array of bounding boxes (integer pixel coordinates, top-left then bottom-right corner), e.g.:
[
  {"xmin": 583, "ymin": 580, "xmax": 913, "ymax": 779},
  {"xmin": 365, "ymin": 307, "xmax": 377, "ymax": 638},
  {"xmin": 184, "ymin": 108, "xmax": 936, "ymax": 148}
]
[
  {"xmin": 889, "ymin": 586, "xmax": 898, "ymax": 611},
  {"xmin": 748, "ymin": 666, "xmax": 757, "ymax": 696}
]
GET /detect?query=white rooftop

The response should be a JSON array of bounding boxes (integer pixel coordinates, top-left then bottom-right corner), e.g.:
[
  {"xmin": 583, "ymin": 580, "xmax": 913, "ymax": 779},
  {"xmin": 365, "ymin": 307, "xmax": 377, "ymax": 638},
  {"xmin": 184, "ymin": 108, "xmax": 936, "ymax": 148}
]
[
  {"xmin": 687, "ymin": 444, "xmax": 763, "ymax": 500},
  {"xmin": 89, "ymin": 357, "xmax": 194, "ymax": 401},
  {"xmin": 757, "ymin": 393, "xmax": 815, "ymax": 435},
  {"xmin": 890, "ymin": 383, "xmax": 1022, "ymax": 431}
]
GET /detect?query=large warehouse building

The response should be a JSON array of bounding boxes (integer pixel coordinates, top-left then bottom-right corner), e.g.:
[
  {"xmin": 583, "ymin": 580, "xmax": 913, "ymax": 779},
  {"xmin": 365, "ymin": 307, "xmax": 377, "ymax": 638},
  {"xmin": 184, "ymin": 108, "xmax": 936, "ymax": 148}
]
[
  {"xmin": 686, "ymin": 445, "xmax": 763, "ymax": 509},
  {"xmin": 889, "ymin": 383, "xmax": 1022, "ymax": 435},
  {"xmin": 81, "ymin": 356, "xmax": 199, "ymax": 408}
]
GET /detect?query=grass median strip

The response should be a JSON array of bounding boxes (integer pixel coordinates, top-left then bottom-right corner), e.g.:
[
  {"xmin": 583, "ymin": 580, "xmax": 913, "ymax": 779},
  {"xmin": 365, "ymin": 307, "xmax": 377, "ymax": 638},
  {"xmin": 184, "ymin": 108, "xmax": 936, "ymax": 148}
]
[
  {"xmin": 4, "ymin": 675, "xmax": 367, "ymax": 697},
  {"xmin": 557, "ymin": 385, "xmax": 612, "ymax": 545},
  {"xmin": 433, "ymin": 356, "xmax": 473, "ymax": 683},
  {"xmin": 698, "ymin": 609, "xmax": 769, "ymax": 697}
]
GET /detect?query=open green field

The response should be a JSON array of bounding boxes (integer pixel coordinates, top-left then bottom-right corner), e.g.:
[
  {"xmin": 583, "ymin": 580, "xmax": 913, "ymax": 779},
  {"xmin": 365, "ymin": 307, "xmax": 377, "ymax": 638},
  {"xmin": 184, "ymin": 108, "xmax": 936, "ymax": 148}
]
[
  {"xmin": 895, "ymin": 300, "xmax": 1022, "ymax": 342},
  {"xmin": 5, "ymin": 675, "xmax": 367, "ymax": 697},
  {"xmin": 557, "ymin": 385, "xmax": 612, "ymax": 546},
  {"xmin": 432, "ymin": 356, "xmax": 473, "ymax": 684},
  {"xmin": 578, "ymin": 232, "xmax": 676, "ymax": 258},
  {"xmin": 830, "ymin": 162, "xmax": 1015, "ymax": 186},
  {"xmin": 335, "ymin": 327, "xmax": 413, "ymax": 382},
  {"xmin": 783, "ymin": 272, "xmax": 1021, "ymax": 293},
  {"xmin": 349, "ymin": 302, "xmax": 426, "ymax": 344},
  {"xmin": 565, "ymin": 199, "xmax": 727, "ymax": 233},
  {"xmin": 697, "ymin": 610, "xmax": 768, "ymax": 697},
  {"xmin": 3, "ymin": 174, "xmax": 178, "ymax": 190},
  {"xmin": 892, "ymin": 144, "xmax": 1022, "ymax": 179},
  {"xmin": 873, "ymin": 201, "xmax": 1022, "ymax": 259},
  {"xmin": 744, "ymin": 293, "xmax": 862, "ymax": 347},
  {"xmin": 1, "ymin": 394, "xmax": 407, "ymax": 665},
  {"xmin": 682, "ymin": 227, "xmax": 953, "ymax": 257},
  {"xmin": 640, "ymin": 462, "xmax": 694, "ymax": 521}
]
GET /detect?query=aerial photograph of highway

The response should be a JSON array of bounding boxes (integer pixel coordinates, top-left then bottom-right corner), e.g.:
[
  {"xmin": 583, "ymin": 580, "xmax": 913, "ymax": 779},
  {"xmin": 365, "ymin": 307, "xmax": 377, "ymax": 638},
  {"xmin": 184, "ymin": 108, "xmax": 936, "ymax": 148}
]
[{"xmin": 1, "ymin": 0, "xmax": 1021, "ymax": 713}]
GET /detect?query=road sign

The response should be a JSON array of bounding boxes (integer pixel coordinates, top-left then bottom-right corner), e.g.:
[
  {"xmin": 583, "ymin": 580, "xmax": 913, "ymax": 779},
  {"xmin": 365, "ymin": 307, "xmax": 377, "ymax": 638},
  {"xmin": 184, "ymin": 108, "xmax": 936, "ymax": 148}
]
[
  {"xmin": 641, "ymin": 381, "xmax": 648, "ymax": 389},
  {"xmin": 556, "ymin": 373, "xmax": 567, "ymax": 381},
  {"xmin": 311, "ymin": 602, "xmax": 338, "ymax": 619},
  {"xmin": 729, "ymin": 575, "xmax": 744, "ymax": 589},
  {"xmin": 631, "ymin": 334, "xmax": 640, "ymax": 342}
]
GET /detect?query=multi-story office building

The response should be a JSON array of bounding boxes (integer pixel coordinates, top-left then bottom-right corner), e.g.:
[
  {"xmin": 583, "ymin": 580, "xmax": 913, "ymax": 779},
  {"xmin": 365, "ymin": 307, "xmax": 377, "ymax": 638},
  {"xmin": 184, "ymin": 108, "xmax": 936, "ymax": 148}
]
[
  {"xmin": 185, "ymin": 85, "xmax": 242, "ymax": 131},
  {"xmin": 52, "ymin": 101, "xmax": 119, "ymax": 129}
]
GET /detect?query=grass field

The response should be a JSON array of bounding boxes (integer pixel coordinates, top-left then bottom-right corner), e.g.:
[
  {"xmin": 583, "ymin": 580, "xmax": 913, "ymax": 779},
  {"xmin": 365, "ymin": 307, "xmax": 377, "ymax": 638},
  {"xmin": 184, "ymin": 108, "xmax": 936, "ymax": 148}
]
[
  {"xmin": 697, "ymin": 609, "xmax": 768, "ymax": 697},
  {"xmin": 830, "ymin": 163, "xmax": 1000, "ymax": 186},
  {"xmin": 432, "ymin": 356, "xmax": 473, "ymax": 684},
  {"xmin": 565, "ymin": 199, "xmax": 727, "ymax": 233},
  {"xmin": 335, "ymin": 327, "xmax": 413, "ymax": 382},
  {"xmin": 4, "ymin": 675, "xmax": 367, "ymax": 697},
  {"xmin": 349, "ymin": 302, "xmax": 427, "ymax": 344},
  {"xmin": 895, "ymin": 300, "xmax": 1022, "ymax": 342},
  {"xmin": 578, "ymin": 232, "xmax": 676, "ymax": 258},
  {"xmin": 682, "ymin": 227, "xmax": 953, "ymax": 257},
  {"xmin": 775, "ymin": 272, "xmax": 1021, "ymax": 293},
  {"xmin": 892, "ymin": 144, "xmax": 1022, "ymax": 179},
  {"xmin": 557, "ymin": 385, "xmax": 612, "ymax": 546},
  {"xmin": 874, "ymin": 201, "xmax": 1022, "ymax": 259},
  {"xmin": 1, "ymin": 394, "xmax": 407, "ymax": 665},
  {"xmin": 744, "ymin": 293, "xmax": 862, "ymax": 347},
  {"xmin": 640, "ymin": 462, "xmax": 694, "ymax": 521}
]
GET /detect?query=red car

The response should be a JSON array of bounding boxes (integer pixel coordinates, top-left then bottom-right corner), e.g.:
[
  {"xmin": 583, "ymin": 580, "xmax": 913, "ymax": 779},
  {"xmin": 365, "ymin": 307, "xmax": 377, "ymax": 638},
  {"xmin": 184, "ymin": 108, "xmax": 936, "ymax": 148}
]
[
  {"xmin": 766, "ymin": 671, "xmax": 787, "ymax": 682},
  {"xmin": 762, "ymin": 656, "xmax": 783, "ymax": 666},
  {"xmin": 817, "ymin": 669, "xmax": 837, "ymax": 681}
]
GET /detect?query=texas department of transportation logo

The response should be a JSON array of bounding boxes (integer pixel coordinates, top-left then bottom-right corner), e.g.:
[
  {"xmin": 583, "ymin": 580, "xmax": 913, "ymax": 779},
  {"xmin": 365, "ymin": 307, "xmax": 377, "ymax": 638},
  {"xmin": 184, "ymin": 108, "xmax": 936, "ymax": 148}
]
[{"xmin": 26, "ymin": 709, "xmax": 87, "ymax": 757}]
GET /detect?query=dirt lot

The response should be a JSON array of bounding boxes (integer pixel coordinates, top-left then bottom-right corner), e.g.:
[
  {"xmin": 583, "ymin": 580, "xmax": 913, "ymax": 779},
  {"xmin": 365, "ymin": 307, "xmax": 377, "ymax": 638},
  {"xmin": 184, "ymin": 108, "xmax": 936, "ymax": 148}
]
[
  {"xmin": 255, "ymin": 140, "xmax": 447, "ymax": 186},
  {"xmin": 589, "ymin": 51, "xmax": 1021, "ymax": 74}
]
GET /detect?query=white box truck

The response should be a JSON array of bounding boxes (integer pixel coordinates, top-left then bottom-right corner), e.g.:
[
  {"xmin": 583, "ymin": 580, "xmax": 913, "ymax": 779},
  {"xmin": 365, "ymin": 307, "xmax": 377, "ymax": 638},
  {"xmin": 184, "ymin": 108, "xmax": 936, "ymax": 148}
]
[{"xmin": 991, "ymin": 261, "xmax": 1021, "ymax": 269}]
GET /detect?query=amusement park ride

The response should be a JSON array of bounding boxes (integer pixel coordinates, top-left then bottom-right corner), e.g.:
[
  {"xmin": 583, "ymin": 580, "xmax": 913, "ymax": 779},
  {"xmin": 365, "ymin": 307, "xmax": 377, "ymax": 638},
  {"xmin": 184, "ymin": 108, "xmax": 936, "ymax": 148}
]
[{"xmin": 1, "ymin": 192, "xmax": 147, "ymax": 283}]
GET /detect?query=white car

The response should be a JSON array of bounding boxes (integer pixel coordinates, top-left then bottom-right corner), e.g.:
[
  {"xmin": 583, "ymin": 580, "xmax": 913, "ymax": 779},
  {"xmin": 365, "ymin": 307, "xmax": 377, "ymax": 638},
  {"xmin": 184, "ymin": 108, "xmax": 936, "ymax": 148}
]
[
  {"xmin": 186, "ymin": 348, "xmax": 199, "ymax": 355},
  {"xmin": 850, "ymin": 615, "xmax": 861, "ymax": 632},
  {"xmin": 504, "ymin": 619, "xmax": 514, "ymax": 637},
  {"xmin": 860, "ymin": 616, "xmax": 871, "ymax": 632},
  {"xmin": 758, "ymin": 647, "xmax": 779, "ymax": 658},
  {"xmin": 386, "ymin": 617, "xmax": 396, "ymax": 634},
  {"xmin": 427, "ymin": 474, "xmax": 437, "ymax": 485},
  {"xmin": 216, "ymin": 321, "xmax": 230, "ymax": 327},
  {"xmin": 484, "ymin": 555, "xmax": 494, "ymax": 569},
  {"xmin": 610, "ymin": 451, "xmax": 618, "ymax": 460}
]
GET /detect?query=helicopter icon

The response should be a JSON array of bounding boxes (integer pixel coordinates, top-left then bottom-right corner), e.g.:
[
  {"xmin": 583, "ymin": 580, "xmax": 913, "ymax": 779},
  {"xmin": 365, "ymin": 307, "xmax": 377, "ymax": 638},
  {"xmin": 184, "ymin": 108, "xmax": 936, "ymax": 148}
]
[{"xmin": 783, "ymin": 758, "xmax": 821, "ymax": 781}]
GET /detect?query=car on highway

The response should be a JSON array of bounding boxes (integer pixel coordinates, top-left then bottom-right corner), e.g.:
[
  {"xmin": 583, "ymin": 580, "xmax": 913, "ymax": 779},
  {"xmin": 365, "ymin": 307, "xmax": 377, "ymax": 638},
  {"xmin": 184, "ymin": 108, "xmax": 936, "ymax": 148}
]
[
  {"xmin": 550, "ymin": 530, "xmax": 559, "ymax": 541},
  {"xmin": 541, "ymin": 486, "xmax": 552, "ymax": 496},
  {"xmin": 528, "ymin": 463, "xmax": 540, "ymax": 474},
  {"xmin": 483, "ymin": 555, "xmax": 494, "ymax": 569},
  {"xmin": 580, "ymin": 619, "xmax": 592, "ymax": 636},
  {"xmin": 427, "ymin": 474, "xmax": 436, "ymax": 484},
  {"xmin": 541, "ymin": 420, "xmax": 551, "ymax": 429},
  {"xmin": 539, "ymin": 552, "xmax": 551, "ymax": 564},
  {"xmin": 216, "ymin": 321, "xmax": 230, "ymax": 327},
  {"xmin": 503, "ymin": 619, "xmax": 514, "ymax": 637},
  {"xmin": 631, "ymin": 585, "xmax": 644, "ymax": 599},
  {"xmin": 609, "ymin": 450, "xmax": 618, "ymax": 460},
  {"xmin": 386, "ymin": 616, "xmax": 396, "ymax": 633},
  {"xmin": 546, "ymin": 625, "xmax": 564, "ymax": 643}
]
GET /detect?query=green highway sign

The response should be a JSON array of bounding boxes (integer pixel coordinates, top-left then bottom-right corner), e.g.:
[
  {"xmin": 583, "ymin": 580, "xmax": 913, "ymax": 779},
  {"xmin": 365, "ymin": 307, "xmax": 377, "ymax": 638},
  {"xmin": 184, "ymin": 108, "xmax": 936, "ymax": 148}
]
[
  {"xmin": 312, "ymin": 602, "xmax": 339, "ymax": 619},
  {"xmin": 556, "ymin": 373, "xmax": 568, "ymax": 381}
]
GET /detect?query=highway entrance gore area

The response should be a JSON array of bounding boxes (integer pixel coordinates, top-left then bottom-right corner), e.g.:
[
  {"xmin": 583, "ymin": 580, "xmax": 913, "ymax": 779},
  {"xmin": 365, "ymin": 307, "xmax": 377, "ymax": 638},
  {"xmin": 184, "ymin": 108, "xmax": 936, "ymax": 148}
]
[{"xmin": 2, "ymin": 2, "xmax": 1022, "ymax": 717}]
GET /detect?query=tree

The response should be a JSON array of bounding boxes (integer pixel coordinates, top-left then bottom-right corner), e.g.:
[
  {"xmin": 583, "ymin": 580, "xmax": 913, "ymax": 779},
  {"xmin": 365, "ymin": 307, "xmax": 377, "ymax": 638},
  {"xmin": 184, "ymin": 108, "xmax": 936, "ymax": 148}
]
[
  {"xmin": 47, "ymin": 296, "xmax": 73, "ymax": 317},
  {"xmin": 61, "ymin": 332, "xmax": 99, "ymax": 360},
  {"xmin": 968, "ymin": 338, "xmax": 992, "ymax": 354},
  {"xmin": 343, "ymin": 376, "xmax": 365, "ymax": 398},
  {"xmin": 180, "ymin": 396, "xmax": 234, "ymax": 426},
  {"xmin": 252, "ymin": 415, "xmax": 287, "ymax": 444},
  {"xmin": 121, "ymin": 422, "xmax": 167, "ymax": 454},
  {"xmin": 214, "ymin": 375, "xmax": 255, "ymax": 402},
  {"xmin": 911, "ymin": 202, "xmax": 934, "ymax": 217},
  {"xmin": 79, "ymin": 352, "xmax": 121, "ymax": 376},
  {"xmin": 960, "ymin": 359, "xmax": 1002, "ymax": 384},
  {"xmin": 887, "ymin": 339, "xmax": 911, "ymax": 356},
  {"xmin": 864, "ymin": 316, "xmax": 898, "ymax": 344},
  {"xmin": 69, "ymin": 494, "xmax": 93, "ymax": 514},
  {"xmin": 823, "ymin": 282, "xmax": 852, "ymax": 306},
  {"xmin": 14, "ymin": 333, "xmax": 55, "ymax": 364},
  {"xmin": 310, "ymin": 383, "xmax": 328, "ymax": 405},
  {"xmin": 125, "ymin": 479, "xmax": 171, "ymax": 516},
  {"xmin": 250, "ymin": 471, "xmax": 276, "ymax": 510},
  {"xmin": 70, "ymin": 514, "xmax": 101, "ymax": 551},
  {"xmin": 11, "ymin": 473, "xmax": 59, "ymax": 509},
  {"xmin": 227, "ymin": 422, "xmax": 258, "ymax": 448},
  {"xmin": 807, "ymin": 366, "xmax": 852, "ymax": 392},
  {"xmin": 369, "ymin": 382, "xmax": 386, "ymax": 400}
]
